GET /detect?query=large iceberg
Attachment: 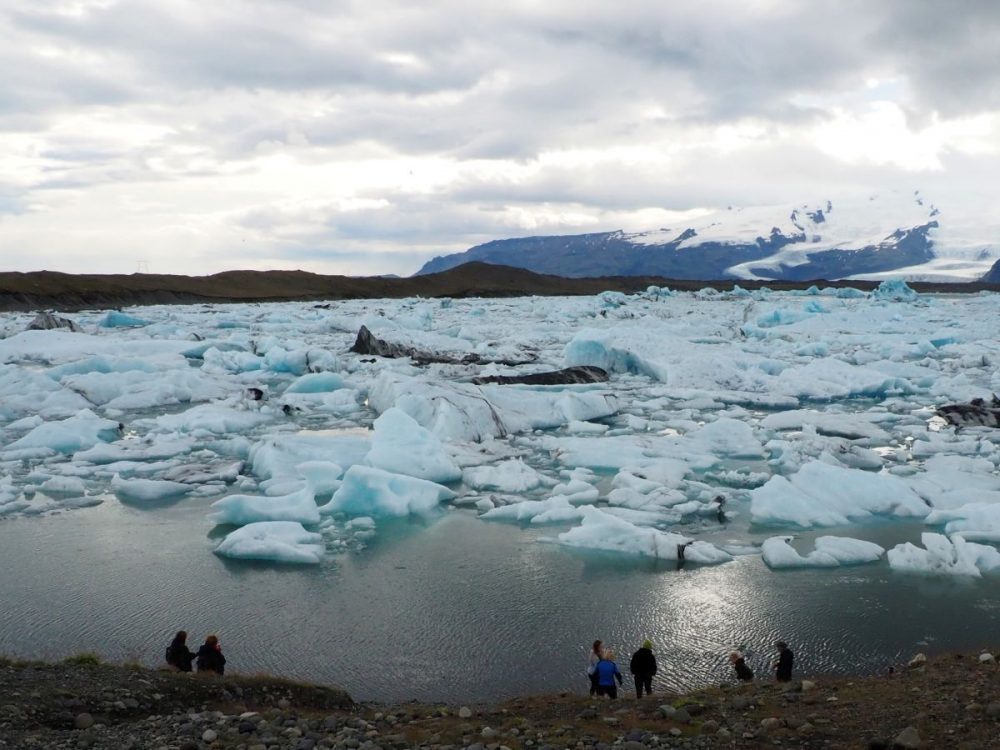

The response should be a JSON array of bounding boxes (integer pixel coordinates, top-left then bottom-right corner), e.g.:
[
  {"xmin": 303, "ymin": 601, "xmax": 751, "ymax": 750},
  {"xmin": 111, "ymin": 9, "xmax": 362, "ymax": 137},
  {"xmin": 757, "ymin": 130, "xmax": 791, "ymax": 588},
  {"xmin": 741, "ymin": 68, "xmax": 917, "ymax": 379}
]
[
  {"xmin": 214, "ymin": 521, "xmax": 325, "ymax": 564},
  {"xmin": 365, "ymin": 408, "xmax": 461, "ymax": 483}
]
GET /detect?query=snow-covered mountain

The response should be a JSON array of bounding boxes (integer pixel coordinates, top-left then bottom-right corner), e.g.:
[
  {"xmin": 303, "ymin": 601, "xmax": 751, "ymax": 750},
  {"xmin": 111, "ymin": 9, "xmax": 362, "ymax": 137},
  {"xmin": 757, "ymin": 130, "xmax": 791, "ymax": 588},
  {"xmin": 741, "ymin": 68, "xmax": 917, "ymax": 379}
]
[{"xmin": 418, "ymin": 191, "xmax": 999, "ymax": 282}]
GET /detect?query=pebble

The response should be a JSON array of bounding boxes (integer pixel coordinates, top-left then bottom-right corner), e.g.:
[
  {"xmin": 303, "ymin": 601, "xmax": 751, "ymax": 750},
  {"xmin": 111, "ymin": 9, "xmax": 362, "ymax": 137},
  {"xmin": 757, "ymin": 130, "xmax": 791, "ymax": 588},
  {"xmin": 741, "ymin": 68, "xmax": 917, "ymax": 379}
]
[
  {"xmin": 458, "ymin": 706, "xmax": 473, "ymax": 719},
  {"xmin": 201, "ymin": 728, "xmax": 218, "ymax": 742},
  {"xmin": 978, "ymin": 652, "xmax": 995, "ymax": 664},
  {"xmin": 894, "ymin": 726, "xmax": 922, "ymax": 749},
  {"xmin": 74, "ymin": 712, "xmax": 95, "ymax": 730}
]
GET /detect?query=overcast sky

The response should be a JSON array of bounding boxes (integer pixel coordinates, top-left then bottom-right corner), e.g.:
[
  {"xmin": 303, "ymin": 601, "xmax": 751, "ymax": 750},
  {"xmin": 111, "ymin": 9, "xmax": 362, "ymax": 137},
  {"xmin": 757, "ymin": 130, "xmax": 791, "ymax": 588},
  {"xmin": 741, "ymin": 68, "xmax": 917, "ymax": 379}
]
[{"xmin": 1, "ymin": 0, "xmax": 998, "ymax": 277}]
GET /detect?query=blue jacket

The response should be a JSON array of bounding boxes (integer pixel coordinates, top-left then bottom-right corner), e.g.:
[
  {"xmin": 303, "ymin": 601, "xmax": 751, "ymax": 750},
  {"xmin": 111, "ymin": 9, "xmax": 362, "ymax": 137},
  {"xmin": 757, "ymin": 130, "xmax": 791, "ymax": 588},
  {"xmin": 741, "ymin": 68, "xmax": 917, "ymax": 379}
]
[{"xmin": 595, "ymin": 658, "xmax": 622, "ymax": 687}]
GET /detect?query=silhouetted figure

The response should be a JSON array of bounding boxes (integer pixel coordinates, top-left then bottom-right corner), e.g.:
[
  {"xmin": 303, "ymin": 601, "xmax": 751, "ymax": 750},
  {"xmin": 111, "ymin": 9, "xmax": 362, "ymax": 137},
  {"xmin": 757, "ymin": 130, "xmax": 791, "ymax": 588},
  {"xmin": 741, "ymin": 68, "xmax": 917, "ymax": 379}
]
[
  {"xmin": 714, "ymin": 495, "xmax": 727, "ymax": 523},
  {"xmin": 774, "ymin": 641, "xmax": 793, "ymax": 682},
  {"xmin": 729, "ymin": 650, "xmax": 754, "ymax": 681},
  {"xmin": 165, "ymin": 630, "xmax": 195, "ymax": 672},
  {"xmin": 594, "ymin": 648, "xmax": 623, "ymax": 699},
  {"xmin": 196, "ymin": 634, "xmax": 226, "ymax": 676},
  {"xmin": 676, "ymin": 541, "xmax": 695, "ymax": 570},
  {"xmin": 587, "ymin": 639, "xmax": 603, "ymax": 696},
  {"xmin": 629, "ymin": 640, "xmax": 658, "ymax": 698}
]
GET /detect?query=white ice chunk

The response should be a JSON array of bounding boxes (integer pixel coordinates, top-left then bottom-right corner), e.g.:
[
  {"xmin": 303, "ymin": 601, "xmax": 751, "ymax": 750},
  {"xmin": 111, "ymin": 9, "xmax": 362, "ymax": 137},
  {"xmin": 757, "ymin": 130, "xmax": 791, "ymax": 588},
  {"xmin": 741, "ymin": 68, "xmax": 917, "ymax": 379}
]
[
  {"xmin": 750, "ymin": 461, "xmax": 930, "ymax": 527},
  {"xmin": 887, "ymin": 532, "xmax": 1000, "ymax": 577},
  {"xmin": 321, "ymin": 465, "xmax": 456, "ymax": 517},
  {"xmin": 4, "ymin": 410, "xmax": 121, "ymax": 455},
  {"xmin": 365, "ymin": 408, "xmax": 461, "ymax": 482},
  {"xmin": 214, "ymin": 521, "xmax": 324, "ymax": 564},
  {"xmin": 111, "ymin": 474, "xmax": 191, "ymax": 504},
  {"xmin": 209, "ymin": 486, "xmax": 320, "ymax": 525},
  {"xmin": 39, "ymin": 476, "xmax": 86, "ymax": 496},
  {"xmin": 462, "ymin": 459, "xmax": 543, "ymax": 493},
  {"xmin": 761, "ymin": 410, "xmax": 891, "ymax": 441},
  {"xmin": 295, "ymin": 460, "xmax": 344, "ymax": 497},
  {"xmin": 250, "ymin": 432, "xmax": 370, "ymax": 481},
  {"xmin": 285, "ymin": 372, "xmax": 346, "ymax": 393},
  {"xmin": 761, "ymin": 535, "xmax": 885, "ymax": 569},
  {"xmin": 554, "ymin": 506, "xmax": 732, "ymax": 564}
]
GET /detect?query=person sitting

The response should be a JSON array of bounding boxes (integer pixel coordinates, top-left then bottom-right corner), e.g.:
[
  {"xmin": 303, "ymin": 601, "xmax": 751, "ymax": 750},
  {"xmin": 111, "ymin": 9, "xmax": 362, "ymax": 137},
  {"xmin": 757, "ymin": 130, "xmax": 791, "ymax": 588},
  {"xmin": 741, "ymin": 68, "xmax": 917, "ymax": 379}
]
[
  {"xmin": 594, "ymin": 648, "xmax": 623, "ymax": 699},
  {"xmin": 729, "ymin": 650, "xmax": 754, "ymax": 681},
  {"xmin": 629, "ymin": 640, "xmax": 658, "ymax": 698},
  {"xmin": 165, "ymin": 630, "xmax": 195, "ymax": 672},
  {"xmin": 773, "ymin": 641, "xmax": 794, "ymax": 682},
  {"xmin": 196, "ymin": 634, "xmax": 226, "ymax": 676}
]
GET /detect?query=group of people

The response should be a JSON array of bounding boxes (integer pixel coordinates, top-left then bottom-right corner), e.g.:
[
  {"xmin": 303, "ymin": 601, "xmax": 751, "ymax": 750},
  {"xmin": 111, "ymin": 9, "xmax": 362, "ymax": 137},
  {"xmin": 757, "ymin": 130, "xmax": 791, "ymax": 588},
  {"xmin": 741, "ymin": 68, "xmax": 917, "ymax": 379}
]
[
  {"xmin": 164, "ymin": 631, "xmax": 226, "ymax": 675},
  {"xmin": 587, "ymin": 639, "xmax": 795, "ymax": 698}
]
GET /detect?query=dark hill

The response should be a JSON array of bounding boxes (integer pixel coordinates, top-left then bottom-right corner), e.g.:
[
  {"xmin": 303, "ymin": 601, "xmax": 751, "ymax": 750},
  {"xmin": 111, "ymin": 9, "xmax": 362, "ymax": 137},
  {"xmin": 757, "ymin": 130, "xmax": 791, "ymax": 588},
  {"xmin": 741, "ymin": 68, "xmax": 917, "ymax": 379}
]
[{"xmin": 1, "ymin": 263, "xmax": 998, "ymax": 312}]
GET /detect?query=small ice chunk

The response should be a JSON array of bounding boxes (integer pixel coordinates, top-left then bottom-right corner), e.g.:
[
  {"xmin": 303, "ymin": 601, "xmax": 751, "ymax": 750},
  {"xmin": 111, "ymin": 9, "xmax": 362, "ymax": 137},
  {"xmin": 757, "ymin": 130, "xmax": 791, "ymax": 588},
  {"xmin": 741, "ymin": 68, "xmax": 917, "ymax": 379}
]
[
  {"xmin": 285, "ymin": 372, "xmax": 346, "ymax": 394},
  {"xmin": 463, "ymin": 459, "xmax": 543, "ymax": 493},
  {"xmin": 209, "ymin": 486, "xmax": 320, "ymax": 526},
  {"xmin": 761, "ymin": 535, "xmax": 884, "ymax": 569},
  {"xmin": 365, "ymin": 408, "xmax": 461, "ymax": 483},
  {"xmin": 321, "ymin": 465, "xmax": 456, "ymax": 518},
  {"xmin": 5, "ymin": 409, "xmax": 121, "ymax": 454},
  {"xmin": 214, "ymin": 521, "xmax": 324, "ymax": 564},
  {"xmin": 39, "ymin": 476, "xmax": 86, "ymax": 496},
  {"xmin": 111, "ymin": 474, "xmax": 191, "ymax": 504}
]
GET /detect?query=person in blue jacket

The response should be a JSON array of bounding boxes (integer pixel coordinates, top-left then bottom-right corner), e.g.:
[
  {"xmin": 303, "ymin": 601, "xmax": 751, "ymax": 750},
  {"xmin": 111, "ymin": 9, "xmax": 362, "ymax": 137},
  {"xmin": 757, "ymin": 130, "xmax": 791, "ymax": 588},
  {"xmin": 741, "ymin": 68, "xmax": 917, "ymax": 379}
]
[{"xmin": 594, "ymin": 648, "xmax": 624, "ymax": 698}]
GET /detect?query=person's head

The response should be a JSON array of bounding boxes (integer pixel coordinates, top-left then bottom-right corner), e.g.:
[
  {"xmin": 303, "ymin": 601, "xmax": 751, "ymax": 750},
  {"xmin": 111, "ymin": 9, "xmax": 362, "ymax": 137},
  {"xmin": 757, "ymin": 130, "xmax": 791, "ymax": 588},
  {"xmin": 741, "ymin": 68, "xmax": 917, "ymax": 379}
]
[
  {"xmin": 205, "ymin": 634, "xmax": 219, "ymax": 647},
  {"xmin": 642, "ymin": 639, "xmax": 653, "ymax": 650},
  {"xmin": 775, "ymin": 641, "xmax": 787, "ymax": 651},
  {"xmin": 602, "ymin": 648, "xmax": 615, "ymax": 661},
  {"xmin": 592, "ymin": 639, "xmax": 602, "ymax": 654},
  {"xmin": 729, "ymin": 651, "xmax": 742, "ymax": 663},
  {"xmin": 174, "ymin": 630, "xmax": 187, "ymax": 643}
]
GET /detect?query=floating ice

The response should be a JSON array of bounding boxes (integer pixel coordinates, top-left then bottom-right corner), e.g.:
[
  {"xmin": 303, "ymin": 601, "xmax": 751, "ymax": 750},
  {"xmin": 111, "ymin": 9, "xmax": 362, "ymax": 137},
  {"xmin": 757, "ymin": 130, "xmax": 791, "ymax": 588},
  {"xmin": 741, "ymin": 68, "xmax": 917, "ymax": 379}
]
[
  {"xmin": 214, "ymin": 521, "xmax": 325, "ymax": 564},
  {"xmin": 39, "ymin": 476, "xmax": 87, "ymax": 496},
  {"xmin": 365, "ymin": 408, "xmax": 461, "ymax": 483},
  {"xmin": 321, "ymin": 465, "xmax": 456, "ymax": 517},
  {"xmin": 285, "ymin": 372, "xmax": 347, "ymax": 393},
  {"xmin": 761, "ymin": 536, "xmax": 885, "ymax": 569},
  {"xmin": 209, "ymin": 486, "xmax": 320, "ymax": 526},
  {"xmin": 4, "ymin": 410, "xmax": 121, "ymax": 456},
  {"xmin": 462, "ymin": 459, "xmax": 543, "ymax": 492},
  {"xmin": 760, "ymin": 410, "xmax": 890, "ymax": 441},
  {"xmin": 250, "ymin": 433, "xmax": 370, "ymax": 481},
  {"xmin": 751, "ymin": 461, "xmax": 929, "ymax": 527},
  {"xmin": 111, "ymin": 474, "xmax": 191, "ymax": 504},
  {"xmin": 887, "ymin": 532, "xmax": 1000, "ymax": 577},
  {"xmin": 99, "ymin": 311, "xmax": 150, "ymax": 328},
  {"xmin": 555, "ymin": 506, "xmax": 732, "ymax": 564}
]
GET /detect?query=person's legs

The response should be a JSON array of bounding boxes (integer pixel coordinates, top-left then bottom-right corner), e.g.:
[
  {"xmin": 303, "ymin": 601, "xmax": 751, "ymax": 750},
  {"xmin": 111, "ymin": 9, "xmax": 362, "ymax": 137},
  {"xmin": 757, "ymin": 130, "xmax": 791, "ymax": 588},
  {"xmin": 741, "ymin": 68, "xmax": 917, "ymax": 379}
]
[
  {"xmin": 589, "ymin": 673, "xmax": 599, "ymax": 696},
  {"xmin": 607, "ymin": 684, "xmax": 617, "ymax": 699},
  {"xmin": 642, "ymin": 675, "xmax": 652, "ymax": 696},
  {"xmin": 634, "ymin": 678, "xmax": 642, "ymax": 699}
]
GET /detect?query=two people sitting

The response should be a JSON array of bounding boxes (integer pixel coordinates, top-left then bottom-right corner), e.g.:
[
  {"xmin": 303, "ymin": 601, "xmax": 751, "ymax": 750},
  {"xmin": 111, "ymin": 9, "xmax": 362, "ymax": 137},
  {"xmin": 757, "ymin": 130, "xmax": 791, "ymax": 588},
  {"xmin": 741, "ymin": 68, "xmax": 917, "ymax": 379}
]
[{"xmin": 165, "ymin": 631, "xmax": 226, "ymax": 675}]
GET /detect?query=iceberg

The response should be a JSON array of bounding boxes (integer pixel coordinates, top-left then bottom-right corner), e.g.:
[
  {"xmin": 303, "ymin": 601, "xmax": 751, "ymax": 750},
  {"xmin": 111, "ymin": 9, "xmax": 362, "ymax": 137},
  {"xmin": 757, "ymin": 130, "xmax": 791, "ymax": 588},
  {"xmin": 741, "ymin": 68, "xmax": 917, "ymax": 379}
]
[
  {"xmin": 321, "ymin": 465, "xmax": 456, "ymax": 517},
  {"xmin": 887, "ymin": 532, "xmax": 1000, "ymax": 577},
  {"xmin": 463, "ymin": 459, "xmax": 543, "ymax": 492},
  {"xmin": 209, "ymin": 486, "xmax": 320, "ymax": 526},
  {"xmin": 4, "ymin": 410, "xmax": 121, "ymax": 455},
  {"xmin": 111, "ymin": 474, "xmax": 192, "ymax": 504},
  {"xmin": 761, "ymin": 535, "xmax": 885, "ymax": 569},
  {"xmin": 365, "ymin": 408, "xmax": 461, "ymax": 483},
  {"xmin": 214, "ymin": 521, "xmax": 325, "ymax": 564}
]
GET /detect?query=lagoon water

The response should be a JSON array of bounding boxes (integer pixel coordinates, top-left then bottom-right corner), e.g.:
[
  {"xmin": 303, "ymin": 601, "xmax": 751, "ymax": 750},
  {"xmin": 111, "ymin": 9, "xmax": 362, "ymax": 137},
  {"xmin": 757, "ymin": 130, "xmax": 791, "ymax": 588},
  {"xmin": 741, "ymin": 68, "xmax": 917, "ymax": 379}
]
[{"xmin": 2, "ymin": 496, "xmax": 999, "ymax": 702}]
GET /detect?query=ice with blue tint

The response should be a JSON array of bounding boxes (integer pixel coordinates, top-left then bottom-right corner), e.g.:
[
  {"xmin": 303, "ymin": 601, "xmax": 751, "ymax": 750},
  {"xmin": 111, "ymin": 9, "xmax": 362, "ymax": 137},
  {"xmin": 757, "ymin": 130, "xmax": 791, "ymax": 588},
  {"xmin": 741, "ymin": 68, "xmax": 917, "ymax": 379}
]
[
  {"xmin": 214, "ymin": 521, "xmax": 325, "ymax": 564},
  {"xmin": 321, "ymin": 465, "xmax": 456, "ymax": 518},
  {"xmin": 1, "ymin": 286, "xmax": 1000, "ymax": 576},
  {"xmin": 751, "ymin": 461, "xmax": 930, "ymax": 527},
  {"xmin": 99, "ymin": 311, "xmax": 151, "ymax": 328},
  {"xmin": 887, "ymin": 533, "xmax": 1000, "ymax": 577},
  {"xmin": 364, "ymin": 408, "xmax": 461, "ymax": 483},
  {"xmin": 209, "ymin": 486, "xmax": 320, "ymax": 526},
  {"xmin": 762, "ymin": 536, "xmax": 885, "ymax": 569}
]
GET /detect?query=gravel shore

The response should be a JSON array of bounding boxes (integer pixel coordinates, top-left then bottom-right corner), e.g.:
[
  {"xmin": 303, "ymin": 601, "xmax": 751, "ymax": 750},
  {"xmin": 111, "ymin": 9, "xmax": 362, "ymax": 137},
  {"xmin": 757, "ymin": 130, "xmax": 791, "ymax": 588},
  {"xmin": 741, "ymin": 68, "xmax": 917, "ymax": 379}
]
[{"xmin": 2, "ymin": 650, "xmax": 998, "ymax": 749}]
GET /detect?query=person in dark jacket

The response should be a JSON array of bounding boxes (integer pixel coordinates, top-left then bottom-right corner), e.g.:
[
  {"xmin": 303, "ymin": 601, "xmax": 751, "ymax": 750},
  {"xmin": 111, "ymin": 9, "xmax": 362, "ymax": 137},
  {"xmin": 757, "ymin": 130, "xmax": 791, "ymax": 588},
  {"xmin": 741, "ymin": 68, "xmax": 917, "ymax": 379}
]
[
  {"xmin": 594, "ymin": 648, "xmax": 623, "ymax": 699},
  {"xmin": 629, "ymin": 640, "xmax": 657, "ymax": 698},
  {"xmin": 773, "ymin": 641, "xmax": 793, "ymax": 682},
  {"xmin": 196, "ymin": 634, "xmax": 226, "ymax": 676},
  {"xmin": 587, "ymin": 639, "xmax": 603, "ymax": 696},
  {"xmin": 165, "ymin": 630, "xmax": 195, "ymax": 672},
  {"xmin": 729, "ymin": 650, "xmax": 754, "ymax": 681}
]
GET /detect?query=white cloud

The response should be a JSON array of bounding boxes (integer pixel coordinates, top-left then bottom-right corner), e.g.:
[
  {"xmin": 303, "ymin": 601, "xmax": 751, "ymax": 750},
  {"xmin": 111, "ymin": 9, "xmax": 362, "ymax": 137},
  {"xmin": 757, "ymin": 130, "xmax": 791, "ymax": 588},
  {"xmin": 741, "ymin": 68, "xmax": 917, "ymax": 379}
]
[{"xmin": 0, "ymin": 0, "xmax": 997, "ymax": 276}]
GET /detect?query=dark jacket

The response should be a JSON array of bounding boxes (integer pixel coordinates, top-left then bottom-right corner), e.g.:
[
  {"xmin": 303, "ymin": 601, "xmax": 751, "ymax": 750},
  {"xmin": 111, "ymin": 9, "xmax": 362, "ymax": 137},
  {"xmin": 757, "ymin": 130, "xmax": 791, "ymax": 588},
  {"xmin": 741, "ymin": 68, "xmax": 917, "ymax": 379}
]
[
  {"xmin": 595, "ymin": 658, "xmax": 623, "ymax": 687},
  {"xmin": 775, "ymin": 648, "xmax": 793, "ymax": 682},
  {"xmin": 196, "ymin": 644, "xmax": 226, "ymax": 675},
  {"xmin": 733, "ymin": 657, "xmax": 754, "ymax": 681},
  {"xmin": 629, "ymin": 647, "xmax": 657, "ymax": 677},
  {"xmin": 166, "ymin": 638, "xmax": 194, "ymax": 672}
]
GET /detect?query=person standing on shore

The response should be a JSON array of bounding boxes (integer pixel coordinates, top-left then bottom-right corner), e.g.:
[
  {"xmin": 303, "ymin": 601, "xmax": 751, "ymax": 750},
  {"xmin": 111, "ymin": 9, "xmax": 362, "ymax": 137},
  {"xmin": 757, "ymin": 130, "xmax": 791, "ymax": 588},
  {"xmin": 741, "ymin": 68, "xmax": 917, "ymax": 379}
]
[
  {"xmin": 587, "ymin": 639, "xmax": 603, "ymax": 696},
  {"xmin": 165, "ymin": 631, "xmax": 195, "ymax": 672},
  {"xmin": 594, "ymin": 648, "xmax": 623, "ymax": 699},
  {"xmin": 629, "ymin": 640, "xmax": 658, "ymax": 698},
  {"xmin": 196, "ymin": 635, "xmax": 226, "ymax": 676},
  {"xmin": 773, "ymin": 641, "xmax": 793, "ymax": 682},
  {"xmin": 729, "ymin": 650, "xmax": 754, "ymax": 682}
]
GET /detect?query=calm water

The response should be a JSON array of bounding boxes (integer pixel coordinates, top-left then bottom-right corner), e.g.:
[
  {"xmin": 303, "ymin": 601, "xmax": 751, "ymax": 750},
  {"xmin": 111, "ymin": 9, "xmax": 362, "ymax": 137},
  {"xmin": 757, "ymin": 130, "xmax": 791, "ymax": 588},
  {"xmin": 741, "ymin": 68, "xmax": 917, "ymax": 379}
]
[{"xmin": 2, "ymin": 497, "xmax": 999, "ymax": 702}]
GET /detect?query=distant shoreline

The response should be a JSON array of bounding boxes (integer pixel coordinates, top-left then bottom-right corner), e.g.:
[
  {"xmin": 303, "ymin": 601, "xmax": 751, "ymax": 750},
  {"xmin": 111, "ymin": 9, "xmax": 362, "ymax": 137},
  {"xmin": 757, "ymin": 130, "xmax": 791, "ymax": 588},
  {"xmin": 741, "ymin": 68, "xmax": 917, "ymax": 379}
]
[{"xmin": 2, "ymin": 262, "xmax": 998, "ymax": 312}]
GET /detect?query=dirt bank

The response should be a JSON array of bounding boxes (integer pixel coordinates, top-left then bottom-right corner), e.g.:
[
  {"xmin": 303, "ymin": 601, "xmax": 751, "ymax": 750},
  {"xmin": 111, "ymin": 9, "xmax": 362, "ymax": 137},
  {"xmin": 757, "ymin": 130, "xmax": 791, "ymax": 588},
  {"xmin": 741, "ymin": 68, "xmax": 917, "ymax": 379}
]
[{"xmin": 1, "ymin": 650, "xmax": 998, "ymax": 749}]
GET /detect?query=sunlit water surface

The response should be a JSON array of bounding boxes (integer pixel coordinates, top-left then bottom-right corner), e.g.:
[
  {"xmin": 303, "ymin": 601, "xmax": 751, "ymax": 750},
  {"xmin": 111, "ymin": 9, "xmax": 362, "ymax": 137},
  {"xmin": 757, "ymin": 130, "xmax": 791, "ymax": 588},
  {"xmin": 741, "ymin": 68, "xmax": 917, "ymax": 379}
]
[{"xmin": 2, "ymin": 497, "xmax": 999, "ymax": 702}]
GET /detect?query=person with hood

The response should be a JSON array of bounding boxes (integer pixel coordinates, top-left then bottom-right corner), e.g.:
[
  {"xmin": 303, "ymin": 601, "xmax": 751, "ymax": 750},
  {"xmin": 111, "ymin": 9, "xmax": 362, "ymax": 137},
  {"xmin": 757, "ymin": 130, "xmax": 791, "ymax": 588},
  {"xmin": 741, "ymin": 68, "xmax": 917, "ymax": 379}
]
[
  {"xmin": 629, "ymin": 640, "xmax": 658, "ymax": 698},
  {"xmin": 586, "ymin": 639, "xmax": 603, "ymax": 696},
  {"xmin": 594, "ymin": 648, "xmax": 624, "ymax": 699},
  {"xmin": 729, "ymin": 650, "xmax": 754, "ymax": 682},
  {"xmin": 773, "ymin": 641, "xmax": 793, "ymax": 682},
  {"xmin": 196, "ymin": 634, "xmax": 226, "ymax": 676},
  {"xmin": 165, "ymin": 630, "xmax": 195, "ymax": 672}
]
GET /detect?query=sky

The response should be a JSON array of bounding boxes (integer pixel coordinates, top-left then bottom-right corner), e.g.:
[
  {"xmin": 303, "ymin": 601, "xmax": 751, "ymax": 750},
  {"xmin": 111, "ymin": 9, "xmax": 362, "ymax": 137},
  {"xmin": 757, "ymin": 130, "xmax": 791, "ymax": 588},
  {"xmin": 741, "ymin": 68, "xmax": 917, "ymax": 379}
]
[{"xmin": 1, "ymin": 0, "xmax": 999, "ymax": 277}]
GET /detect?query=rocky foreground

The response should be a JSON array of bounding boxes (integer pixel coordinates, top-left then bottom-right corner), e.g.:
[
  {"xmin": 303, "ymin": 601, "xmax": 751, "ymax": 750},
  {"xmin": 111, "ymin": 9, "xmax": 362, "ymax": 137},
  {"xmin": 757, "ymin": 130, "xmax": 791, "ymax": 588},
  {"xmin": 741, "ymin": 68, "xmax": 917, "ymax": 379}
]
[{"xmin": 1, "ymin": 652, "xmax": 998, "ymax": 750}]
